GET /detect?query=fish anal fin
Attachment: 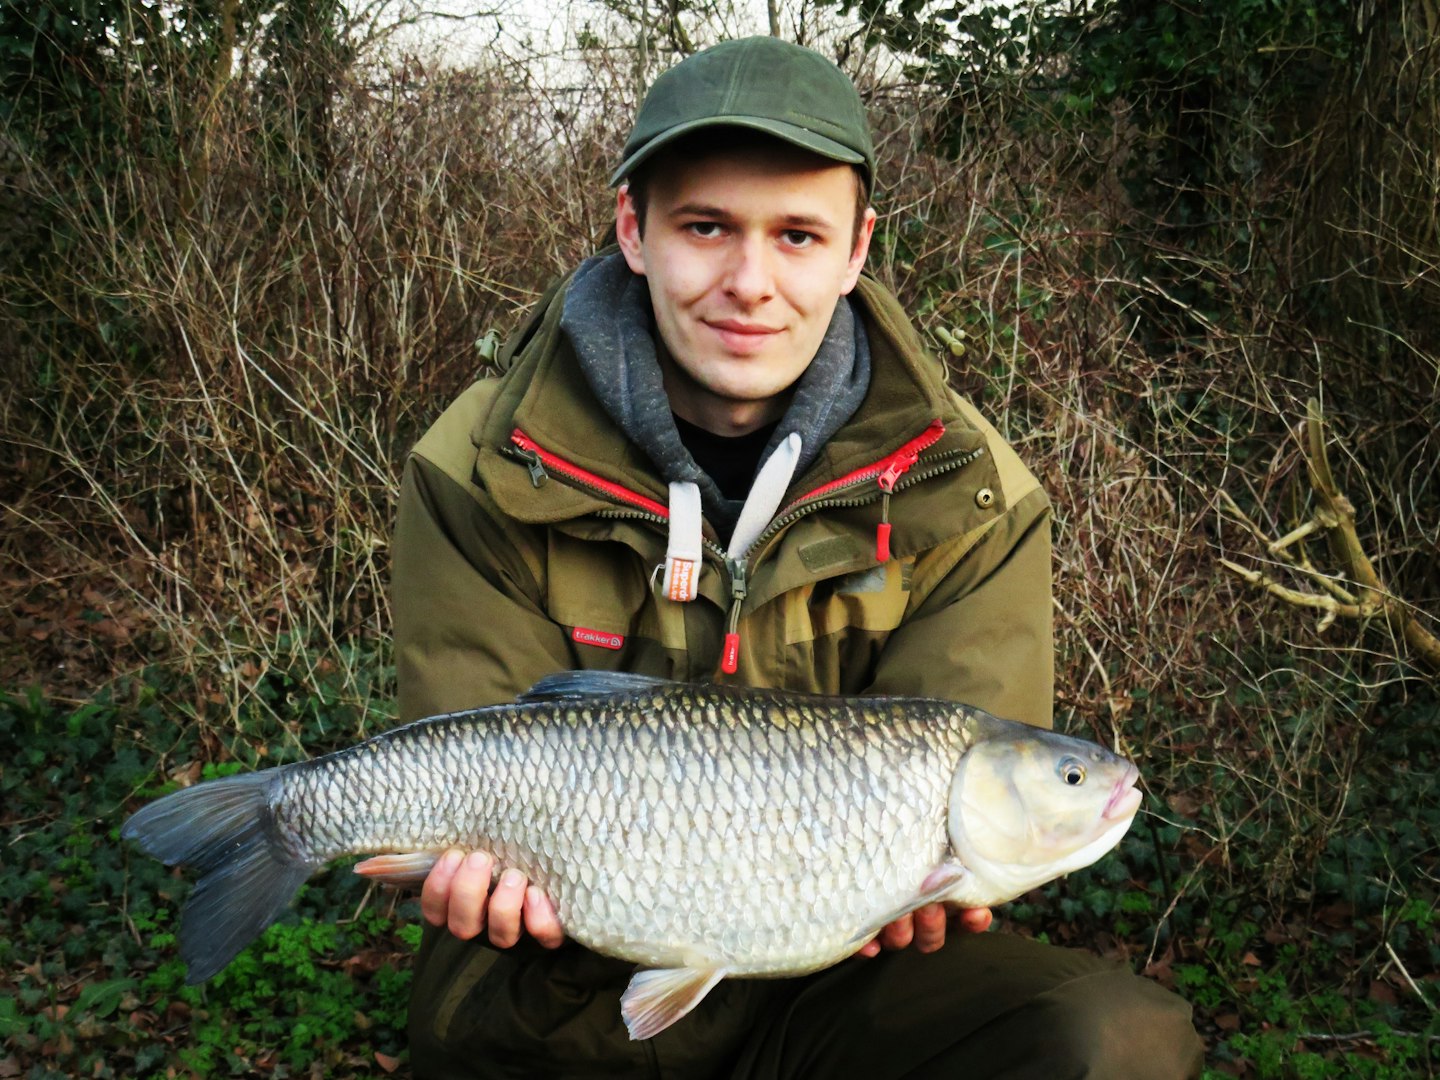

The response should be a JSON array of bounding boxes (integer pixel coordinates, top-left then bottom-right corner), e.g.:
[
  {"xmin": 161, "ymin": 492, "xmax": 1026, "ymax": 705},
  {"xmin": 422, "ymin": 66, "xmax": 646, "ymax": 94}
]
[
  {"xmin": 620, "ymin": 966, "xmax": 727, "ymax": 1041},
  {"xmin": 845, "ymin": 861, "xmax": 972, "ymax": 948},
  {"xmin": 353, "ymin": 851, "xmax": 444, "ymax": 885}
]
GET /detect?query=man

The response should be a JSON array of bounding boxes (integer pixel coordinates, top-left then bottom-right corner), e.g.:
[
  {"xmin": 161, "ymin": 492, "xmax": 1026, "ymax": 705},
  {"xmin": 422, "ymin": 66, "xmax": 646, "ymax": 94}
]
[{"xmin": 392, "ymin": 35, "xmax": 1203, "ymax": 1078}]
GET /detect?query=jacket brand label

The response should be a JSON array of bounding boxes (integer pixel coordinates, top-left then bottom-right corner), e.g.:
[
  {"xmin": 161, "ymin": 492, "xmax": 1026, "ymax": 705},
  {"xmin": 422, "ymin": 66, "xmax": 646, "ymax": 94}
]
[
  {"xmin": 665, "ymin": 557, "xmax": 699, "ymax": 602},
  {"xmin": 572, "ymin": 626, "xmax": 625, "ymax": 650}
]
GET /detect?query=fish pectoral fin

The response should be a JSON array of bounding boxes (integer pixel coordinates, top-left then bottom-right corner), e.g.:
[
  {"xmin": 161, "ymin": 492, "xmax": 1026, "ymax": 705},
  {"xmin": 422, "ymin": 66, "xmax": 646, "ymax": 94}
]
[
  {"xmin": 917, "ymin": 861, "xmax": 970, "ymax": 900},
  {"xmin": 519, "ymin": 670, "xmax": 678, "ymax": 703},
  {"xmin": 845, "ymin": 861, "xmax": 973, "ymax": 947},
  {"xmin": 620, "ymin": 966, "xmax": 727, "ymax": 1041},
  {"xmin": 352, "ymin": 851, "xmax": 444, "ymax": 885}
]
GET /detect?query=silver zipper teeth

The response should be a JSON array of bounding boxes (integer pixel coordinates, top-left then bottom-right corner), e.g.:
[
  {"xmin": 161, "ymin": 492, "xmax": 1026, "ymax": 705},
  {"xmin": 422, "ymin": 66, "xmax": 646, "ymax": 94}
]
[
  {"xmin": 508, "ymin": 442, "xmax": 987, "ymax": 588},
  {"xmin": 743, "ymin": 445, "xmax": 987, "ymax": 560},
  {"xmin": 592, "ymin": 508, "xmax": 730, "ymax": 562}
]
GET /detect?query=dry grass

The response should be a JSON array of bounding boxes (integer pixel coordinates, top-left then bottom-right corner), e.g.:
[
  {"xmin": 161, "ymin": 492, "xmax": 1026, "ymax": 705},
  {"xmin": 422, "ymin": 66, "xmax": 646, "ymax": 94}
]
[
  {"xmin": 1, "ymin": 50, "xmax": 630, "ymax": 719},
  {"xmin": 2, "ymin": 21, "xmax": 1436, "ymax": 902}
]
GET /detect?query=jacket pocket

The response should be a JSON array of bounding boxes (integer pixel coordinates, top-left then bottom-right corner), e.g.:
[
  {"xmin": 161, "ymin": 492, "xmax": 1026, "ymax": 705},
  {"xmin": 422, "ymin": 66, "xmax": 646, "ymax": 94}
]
[
  {"xmin": 775, "ymin": 558, "xmax": 913, "ymax": 693},
  {"xmin": 788, "ymin": 557, "xmax": 912, "ymax": 642},
  {"xmin": 543, "ymin": 530, "xmax": 692, "ymax": 663}
]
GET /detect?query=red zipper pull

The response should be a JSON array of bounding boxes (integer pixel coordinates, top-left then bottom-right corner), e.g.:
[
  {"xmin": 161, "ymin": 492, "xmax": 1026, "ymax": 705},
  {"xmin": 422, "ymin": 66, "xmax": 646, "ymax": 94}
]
[
  {"xmin": 720, "ymin": 561, "xmax": 754, "ymax": 679},
  {"xmin": 875, "ymin": 447, "xmax": 919, "ymax": 562},
  {"xmin": 876, "ymin": 492, "xmax": 893, "ymax": 562},
  {"xmin": 722, "ymin": 633, "xmax": 741, "ymax": 674},
  {"xmin": 877, "ymin": 449, "xmax": 918, "ymax": 493},
  {"xmin": 721, "ymin": 558, "xmax": 747, "ymax": 675}
]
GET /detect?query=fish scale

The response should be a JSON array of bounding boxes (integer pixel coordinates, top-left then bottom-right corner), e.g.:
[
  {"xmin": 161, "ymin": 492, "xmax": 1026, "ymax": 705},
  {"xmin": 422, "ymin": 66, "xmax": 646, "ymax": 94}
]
[
  {"xmin": 122, "ymin": 670, "xmax": 1143, "ymax": 1039},
  {"xmin": 276, "ymin": 684, "xmax": 964, "ymax": 973}
]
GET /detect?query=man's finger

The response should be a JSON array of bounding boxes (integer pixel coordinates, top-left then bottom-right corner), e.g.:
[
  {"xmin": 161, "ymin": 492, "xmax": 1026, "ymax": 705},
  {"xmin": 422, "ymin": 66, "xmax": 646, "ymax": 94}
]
[
  {"xmin": 487, "ymin": 868, "xmax": 528, "ymax": 948},
  {"xmin": 524, "ymin": 884, "xmax": 565, "ymax": 949},
  {"xmin": 420, "ymin": 848, "xmax": 465, "ymax": 928},
  {"xmin": 447, "ymin": 851, "xmax": 495, "ymax": 940},
  {"xmin": 879, "ymin": 913, "xmax": 914, "ymax": 951},
  {"xmin": 913, "ymin": 902, "xmax": 947, "ymax": 953},
  {"xmin": 951, "ymin": 906, "xmax": 994, "ymax": 934}
]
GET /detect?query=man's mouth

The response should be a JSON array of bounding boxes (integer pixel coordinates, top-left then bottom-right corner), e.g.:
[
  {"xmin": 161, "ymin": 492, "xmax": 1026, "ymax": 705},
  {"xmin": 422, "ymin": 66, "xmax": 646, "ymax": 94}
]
[
  {"xmin": 706, "ymin": 319, "xmax": 780, "ymax": 336},
  {"xmin": 704, "ymin": 318, "xmax": 782, "ymax": 355}
]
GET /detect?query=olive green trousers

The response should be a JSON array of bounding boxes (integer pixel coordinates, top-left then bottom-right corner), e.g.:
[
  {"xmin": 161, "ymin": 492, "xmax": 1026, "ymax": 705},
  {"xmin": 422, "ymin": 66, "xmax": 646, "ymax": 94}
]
[{"xmin": 408, "ymin": 927, "xmax": 1204, "ymax": 1078}]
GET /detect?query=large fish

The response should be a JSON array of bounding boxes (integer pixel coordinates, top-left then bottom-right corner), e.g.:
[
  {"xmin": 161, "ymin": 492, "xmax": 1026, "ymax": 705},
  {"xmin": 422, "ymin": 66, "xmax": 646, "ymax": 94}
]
[{"xmin": 122, "ymin": 671, "xmax": 1142, "ymax": 1038}]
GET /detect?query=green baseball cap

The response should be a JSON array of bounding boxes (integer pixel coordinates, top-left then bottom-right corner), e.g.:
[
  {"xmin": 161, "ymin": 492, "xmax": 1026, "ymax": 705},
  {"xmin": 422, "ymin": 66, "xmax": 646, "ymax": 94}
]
[{"xmin": 610, "ymin": 37, "xmax": 875, "ymax": 188}]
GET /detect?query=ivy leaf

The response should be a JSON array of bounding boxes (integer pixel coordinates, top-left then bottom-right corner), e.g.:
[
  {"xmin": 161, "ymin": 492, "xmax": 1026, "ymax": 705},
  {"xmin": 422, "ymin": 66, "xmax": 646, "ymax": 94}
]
[{"xmin": 71, "ymin": 977, "xmax": 136, "ymax": 1019}]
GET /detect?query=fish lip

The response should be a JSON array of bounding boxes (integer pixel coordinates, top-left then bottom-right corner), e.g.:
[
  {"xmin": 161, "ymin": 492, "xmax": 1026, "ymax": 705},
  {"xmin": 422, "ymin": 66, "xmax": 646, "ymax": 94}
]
[{"xmin": 1102, "ymin": 764, "xmax": 1143, "ymax": 820}]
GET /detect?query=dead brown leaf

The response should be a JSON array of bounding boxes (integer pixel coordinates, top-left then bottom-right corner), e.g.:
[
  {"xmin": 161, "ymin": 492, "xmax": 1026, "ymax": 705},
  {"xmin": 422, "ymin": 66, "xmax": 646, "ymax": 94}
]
[{"xmin": 1166, "ymin": 791, "xmax": 1204, "ymax": 818}]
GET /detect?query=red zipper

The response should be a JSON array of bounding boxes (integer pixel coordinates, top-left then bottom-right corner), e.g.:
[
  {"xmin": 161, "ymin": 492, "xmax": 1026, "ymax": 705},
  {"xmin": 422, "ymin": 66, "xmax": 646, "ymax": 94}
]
[
  {"xmin": 776, "ymin": 419, "xmax": 946, "ymax": 562},
  {"xmin": 780, "ymin": 420, "xmax": 945, "ymax": 510},
  {"xmin": 512, "ymin": 420, "xmax": 947, "ymax": 676},
  {"xmin": 511, "ymin": 429, "xmax": 669, "ymax": 518}
]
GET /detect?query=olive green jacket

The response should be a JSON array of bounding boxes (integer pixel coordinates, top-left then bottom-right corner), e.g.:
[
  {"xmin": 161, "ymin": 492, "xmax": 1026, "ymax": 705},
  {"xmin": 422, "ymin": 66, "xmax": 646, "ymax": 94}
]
[
  {"xmin": 393, "ymin": 272, "xmax": 1053, "ymax": 728},
  {"xmin": 392, "ymin": 268, "xmax": 1055, "ymax": 1074}
]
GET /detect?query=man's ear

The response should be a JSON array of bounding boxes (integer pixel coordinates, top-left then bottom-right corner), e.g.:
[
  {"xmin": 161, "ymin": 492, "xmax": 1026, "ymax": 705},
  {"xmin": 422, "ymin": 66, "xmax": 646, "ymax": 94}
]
[
  {"xmin": 840, "ymin": 207, "xmax": 877, "ymax": 295},
  {"xmin": 616, "ymin": 184, "xmax": 646, "ymax": 275}
]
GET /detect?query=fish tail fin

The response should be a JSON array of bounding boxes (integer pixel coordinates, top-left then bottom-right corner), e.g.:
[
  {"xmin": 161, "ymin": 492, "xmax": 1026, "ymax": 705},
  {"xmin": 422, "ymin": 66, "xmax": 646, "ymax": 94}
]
[{"xmin": 122, "ymin": 770, "xmax": 315, "ymax": 983}]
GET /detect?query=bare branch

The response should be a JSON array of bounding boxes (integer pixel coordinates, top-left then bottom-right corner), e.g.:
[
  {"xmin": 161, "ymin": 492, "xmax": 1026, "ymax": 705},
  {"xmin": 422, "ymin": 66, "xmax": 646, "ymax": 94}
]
[{"xmin": 1220, "ymin": 402, "xmax": 1440, "ymax": 673}]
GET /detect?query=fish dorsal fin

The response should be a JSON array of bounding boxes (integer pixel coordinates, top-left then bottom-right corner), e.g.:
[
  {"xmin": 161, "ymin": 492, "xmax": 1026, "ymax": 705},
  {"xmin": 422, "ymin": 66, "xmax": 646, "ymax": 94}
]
[
  {"xmin": 620, "ymin": 966, "xmax": 727, "ymax": 1040},
  {"xmin": 519, "ymin": 671, "xmax": 678, "ymax": 703}
]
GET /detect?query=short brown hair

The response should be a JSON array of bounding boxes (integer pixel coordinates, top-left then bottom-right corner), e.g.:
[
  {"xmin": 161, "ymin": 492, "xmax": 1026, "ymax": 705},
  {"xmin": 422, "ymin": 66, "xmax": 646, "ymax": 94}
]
[{"xmin": 625, "ymin": 130, "xmax": 871, "ymax": 254}]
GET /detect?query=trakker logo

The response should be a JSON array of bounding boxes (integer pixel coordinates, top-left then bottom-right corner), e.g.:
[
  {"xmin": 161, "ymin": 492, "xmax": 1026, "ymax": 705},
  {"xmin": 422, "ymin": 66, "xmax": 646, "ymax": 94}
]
[{"xmin": 571, "ymin": 626, "xmax": 624, "ymax": 650}]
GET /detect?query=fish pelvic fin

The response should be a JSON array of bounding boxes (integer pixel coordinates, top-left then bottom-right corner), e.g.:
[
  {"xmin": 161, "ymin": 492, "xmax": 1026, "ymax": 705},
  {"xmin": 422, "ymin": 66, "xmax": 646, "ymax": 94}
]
[
  {"xmin": 121, "ymin": 770, "xmax": 314, "ymax": 984},
  {"xmin": 620, "ymin": 966, "xmax": 727, "ymax": 1040},
  {"xmin": 353, "ymin": 851, "xmax": 444, "ymax": 885}
]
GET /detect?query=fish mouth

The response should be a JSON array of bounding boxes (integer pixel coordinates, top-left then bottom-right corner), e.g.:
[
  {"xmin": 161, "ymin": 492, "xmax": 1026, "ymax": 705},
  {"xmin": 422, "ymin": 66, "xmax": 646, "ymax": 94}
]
[{"xmin": 1102, "ymin": 764, "xmax": 1143, "ymax": 821}]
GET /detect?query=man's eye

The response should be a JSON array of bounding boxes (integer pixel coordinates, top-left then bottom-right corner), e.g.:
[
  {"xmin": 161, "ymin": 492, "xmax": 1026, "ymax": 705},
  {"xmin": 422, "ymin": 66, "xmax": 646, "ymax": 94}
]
[
  {"xmin": 782, "ymin": 230, "xmax": 816, "ymax": 247},
  {"xmin": 687, "ymin": 222, "xmax": 724, "ymax": 238}
]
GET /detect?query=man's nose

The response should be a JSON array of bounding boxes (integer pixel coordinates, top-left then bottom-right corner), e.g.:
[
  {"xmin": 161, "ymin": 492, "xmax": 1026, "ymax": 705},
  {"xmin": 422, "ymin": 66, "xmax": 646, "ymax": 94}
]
[{"xmin": 723, "ymin": 236, "xmax": 774, "ymax": 306}]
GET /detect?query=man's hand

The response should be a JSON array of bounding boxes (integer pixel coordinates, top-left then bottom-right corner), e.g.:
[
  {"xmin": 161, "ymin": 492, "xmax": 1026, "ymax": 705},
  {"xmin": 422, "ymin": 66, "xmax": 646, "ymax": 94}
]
[
  {"xmin": 857, "ymin": 905, "xmax": 993, "ymax": 958},
  {"xmin": 420, "ymin": 848, "xmax": 565, "ymax": 949}
]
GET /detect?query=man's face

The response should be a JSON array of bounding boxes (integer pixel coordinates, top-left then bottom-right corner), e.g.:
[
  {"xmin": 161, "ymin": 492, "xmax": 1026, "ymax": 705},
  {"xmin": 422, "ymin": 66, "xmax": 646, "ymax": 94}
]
[{"xmin": 616, "ymin": 143, "xmax": 876, "ymax": 436}]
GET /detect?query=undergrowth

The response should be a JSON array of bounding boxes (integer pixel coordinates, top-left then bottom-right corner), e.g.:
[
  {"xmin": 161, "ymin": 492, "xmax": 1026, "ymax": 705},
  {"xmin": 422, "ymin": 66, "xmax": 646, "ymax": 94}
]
[
  {"xmin": 1006, "ymin": 685, "xmax": 1440, "ymax": 1079},
  {"xmin": 3, "ymin": 659, "xmax": 1435, "ymax": 1076},
  {"xmin": 0, "ymin": 671, "xmax": 417, "ymax": 1078}
]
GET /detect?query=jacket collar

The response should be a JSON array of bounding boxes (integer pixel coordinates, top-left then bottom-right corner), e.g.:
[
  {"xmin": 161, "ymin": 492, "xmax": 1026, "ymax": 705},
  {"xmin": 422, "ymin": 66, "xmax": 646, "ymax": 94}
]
[{"xmin": 474, "ymin": 269, "xmax": 982, "ymax": 528}]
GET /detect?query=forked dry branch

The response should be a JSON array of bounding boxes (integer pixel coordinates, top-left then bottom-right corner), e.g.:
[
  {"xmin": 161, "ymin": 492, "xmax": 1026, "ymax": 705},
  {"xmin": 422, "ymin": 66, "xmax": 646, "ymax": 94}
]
[{"xmin": 1219, "ymin": 399, "xmax": 1440, "ymax": 674}]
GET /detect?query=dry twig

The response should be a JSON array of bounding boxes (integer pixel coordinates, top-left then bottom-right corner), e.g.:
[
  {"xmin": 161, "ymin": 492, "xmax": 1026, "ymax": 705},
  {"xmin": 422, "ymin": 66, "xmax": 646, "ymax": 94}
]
[{"xmin": 1219, "ymin": 400, "xmax": 1440, "ymax": 673}]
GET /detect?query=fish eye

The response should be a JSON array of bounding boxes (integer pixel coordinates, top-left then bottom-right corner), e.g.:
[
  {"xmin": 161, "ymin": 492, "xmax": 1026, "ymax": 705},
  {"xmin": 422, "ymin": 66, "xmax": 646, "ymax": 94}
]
[{"xmin": 1058, "ymin": 757, "xmax": 1087, "ymax": 786}]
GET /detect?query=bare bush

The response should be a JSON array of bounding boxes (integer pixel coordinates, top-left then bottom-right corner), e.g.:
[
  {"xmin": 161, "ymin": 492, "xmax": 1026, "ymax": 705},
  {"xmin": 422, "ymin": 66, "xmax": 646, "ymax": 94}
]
[
  {"xmin": 0, "ymin": 41, "xmax": 635, "ymax": 718},
  {"xmin": 1, "ymin": 7, "xmax": 1434, "ymax": 908}
]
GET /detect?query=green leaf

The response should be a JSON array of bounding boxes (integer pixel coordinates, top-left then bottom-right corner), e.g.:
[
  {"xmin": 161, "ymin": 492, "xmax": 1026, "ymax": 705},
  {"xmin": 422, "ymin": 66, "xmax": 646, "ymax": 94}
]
[{"xmin": 72, "ymin": 977, "xmax": 136, "ymax": 1019}]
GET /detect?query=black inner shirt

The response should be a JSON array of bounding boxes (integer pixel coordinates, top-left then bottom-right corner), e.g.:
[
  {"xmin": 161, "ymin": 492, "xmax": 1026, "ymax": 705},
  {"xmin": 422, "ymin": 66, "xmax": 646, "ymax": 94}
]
[{"xmin": 672, "ymin": 413, "xmax": 779, "ymax": 502}]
